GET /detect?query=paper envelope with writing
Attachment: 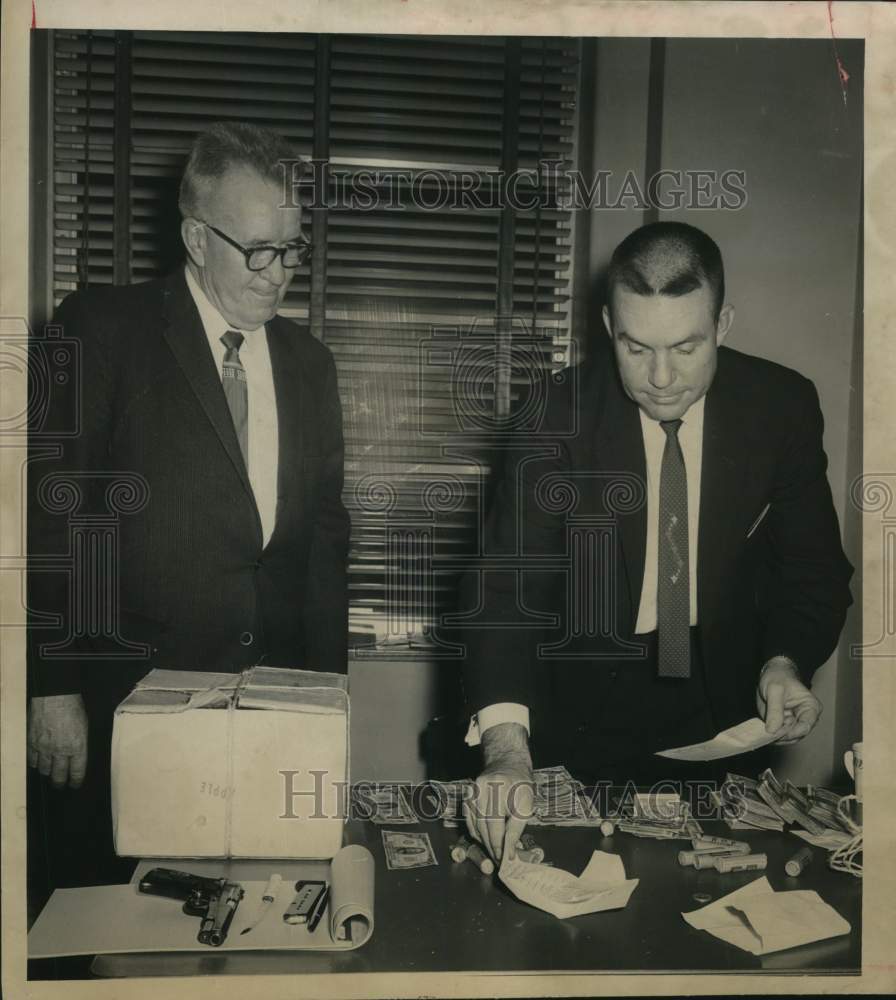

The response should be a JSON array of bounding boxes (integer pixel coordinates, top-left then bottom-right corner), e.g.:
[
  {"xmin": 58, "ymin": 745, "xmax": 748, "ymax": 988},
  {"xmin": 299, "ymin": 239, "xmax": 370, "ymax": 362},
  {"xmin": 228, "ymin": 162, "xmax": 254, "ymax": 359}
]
[
  {"xmin": 499, "ymin": 850, "xmax": 639, "ymax": 919},
  {"xmin": 111, "ymin": 666, "xmax": 348, "ymax": 859}
]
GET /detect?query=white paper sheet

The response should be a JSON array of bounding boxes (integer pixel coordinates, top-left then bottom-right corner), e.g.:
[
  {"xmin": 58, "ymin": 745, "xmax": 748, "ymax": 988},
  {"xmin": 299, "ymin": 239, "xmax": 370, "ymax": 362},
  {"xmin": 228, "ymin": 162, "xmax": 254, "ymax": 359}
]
[
  {"xmin": 657, "ymin": 717, "xmax": 777, "ymax": 760},
  {"xmin": 681, "ymin": 876, "xmax": 851, "ymax": 955},
  {"xmin": 28, "ymin": 846, "xmax": 375, "ymax": 957},
  {"xmin": 498, "ymin": 850, "xmax": 639, "ymax": 920}
]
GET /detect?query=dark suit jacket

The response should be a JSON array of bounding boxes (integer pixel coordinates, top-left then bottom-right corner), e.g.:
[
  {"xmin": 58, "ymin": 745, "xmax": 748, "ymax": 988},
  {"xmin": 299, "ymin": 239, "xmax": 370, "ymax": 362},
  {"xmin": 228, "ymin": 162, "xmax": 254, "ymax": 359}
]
[
  {"xmin": 28, "ymin": 270, "xmax": 350, "ymax": 700},
  {"xmin": 460, "ymin": 344, "xmax": 853, "ymax": 758}
]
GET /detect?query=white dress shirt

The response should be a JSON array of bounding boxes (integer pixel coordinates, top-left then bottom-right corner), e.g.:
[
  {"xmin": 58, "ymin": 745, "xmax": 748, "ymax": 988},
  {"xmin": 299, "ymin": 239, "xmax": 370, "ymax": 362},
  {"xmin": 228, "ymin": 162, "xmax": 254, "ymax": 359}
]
[
  {"xmin": 466, "ymin": 395, "xmax": 706, "ymax": 746},
  {"xmin": 184, "ymin": 266, "xmax": 279, "ymax": 548},
  {"xmin": 634, "ymin": 396, "xmax": 704, "ymax": 633}
]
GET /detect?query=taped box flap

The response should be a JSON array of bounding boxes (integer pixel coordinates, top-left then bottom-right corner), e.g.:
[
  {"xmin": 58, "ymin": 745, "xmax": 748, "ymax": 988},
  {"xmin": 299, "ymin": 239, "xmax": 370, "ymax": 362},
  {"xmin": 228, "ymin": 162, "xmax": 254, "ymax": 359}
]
[
  {"xmin": 238, "ymin": 666, "xmax": 348, "ymax": 713},
  {"xmin": 247, "ymin": 665, "xmax": 348, "ymax": 692},
  {"xmin": 116, "ymin": 666, "xmax": 348, "ymax": 715}
]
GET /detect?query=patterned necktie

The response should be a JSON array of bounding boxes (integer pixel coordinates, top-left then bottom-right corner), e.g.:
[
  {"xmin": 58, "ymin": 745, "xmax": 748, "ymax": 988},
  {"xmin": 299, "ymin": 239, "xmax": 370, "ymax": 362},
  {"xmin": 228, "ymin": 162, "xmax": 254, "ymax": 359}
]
[
  {"xmin": 221, "ymin": 330, "xmax": 248, "ymax": 473},
  {"xmin": 657, "ymin": 418, "xmax": 690, "ymax": 677}
]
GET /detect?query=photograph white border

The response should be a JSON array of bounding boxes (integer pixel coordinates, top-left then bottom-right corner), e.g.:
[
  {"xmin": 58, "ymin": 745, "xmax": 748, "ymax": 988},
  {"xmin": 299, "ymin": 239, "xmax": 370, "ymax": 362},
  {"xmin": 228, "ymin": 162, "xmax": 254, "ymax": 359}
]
[{"xmin": 2, "ymin": 1, "xmax": 894, "ymax": 997}]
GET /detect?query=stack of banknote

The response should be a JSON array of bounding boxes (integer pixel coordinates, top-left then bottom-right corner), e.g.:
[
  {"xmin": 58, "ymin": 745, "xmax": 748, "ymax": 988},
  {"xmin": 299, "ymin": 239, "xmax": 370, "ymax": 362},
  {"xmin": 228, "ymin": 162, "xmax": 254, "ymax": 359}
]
[
  {"xmin": 532, "ymin": 765, "xmax": 602, "ymax": 826},
  {"xmin": 715, "ymin": 770, "xmax": 854, "ymax": 835},
  {"xmin": 614, "ymin": 794, "xmax": 703, "ymax": 840},
  {"xmin": 713, "ymin": 772, "xmax": 786, "ymax": 831},
  {"xmin": 429, "ymin": 765, "xmax": 603, "ymax": 827}
]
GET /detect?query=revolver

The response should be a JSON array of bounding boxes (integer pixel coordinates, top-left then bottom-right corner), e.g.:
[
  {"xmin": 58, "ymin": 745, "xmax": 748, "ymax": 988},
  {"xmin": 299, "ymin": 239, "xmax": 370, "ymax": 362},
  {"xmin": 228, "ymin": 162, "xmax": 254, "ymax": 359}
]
[{"xmin": 138, "ymin": 867, "xmax": 245, "ymax": 946}]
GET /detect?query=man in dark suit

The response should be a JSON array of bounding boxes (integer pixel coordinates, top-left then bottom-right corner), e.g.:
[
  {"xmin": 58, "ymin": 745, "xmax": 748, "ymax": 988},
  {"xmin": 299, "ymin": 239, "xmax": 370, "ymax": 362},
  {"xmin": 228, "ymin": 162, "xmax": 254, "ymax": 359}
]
[
  {"xmin": 460, "ymin": 222, "xmax": 853, "ymax": 862},
  {"xmin": 26, "ymin": 122, "xmax": 349, "ymax": 883}
]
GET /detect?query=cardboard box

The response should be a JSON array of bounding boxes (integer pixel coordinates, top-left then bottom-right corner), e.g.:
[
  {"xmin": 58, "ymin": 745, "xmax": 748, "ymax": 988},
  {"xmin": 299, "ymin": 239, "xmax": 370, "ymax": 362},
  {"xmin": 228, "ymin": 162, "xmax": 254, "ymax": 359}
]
[{"xmin": 111, "ymin": 666, "xmax": 348, "ymax": 859}]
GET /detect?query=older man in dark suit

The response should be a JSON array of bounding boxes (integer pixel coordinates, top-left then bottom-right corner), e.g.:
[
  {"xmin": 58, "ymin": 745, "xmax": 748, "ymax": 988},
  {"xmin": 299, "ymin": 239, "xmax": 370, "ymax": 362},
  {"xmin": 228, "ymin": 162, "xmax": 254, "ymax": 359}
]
[
  {"xmin": 460, "ymin": 222, "xmax": 854, "ymax": 862},
  {"xmin": 27, "ymin": 122, "xmax": 349, "ymax": 882}
]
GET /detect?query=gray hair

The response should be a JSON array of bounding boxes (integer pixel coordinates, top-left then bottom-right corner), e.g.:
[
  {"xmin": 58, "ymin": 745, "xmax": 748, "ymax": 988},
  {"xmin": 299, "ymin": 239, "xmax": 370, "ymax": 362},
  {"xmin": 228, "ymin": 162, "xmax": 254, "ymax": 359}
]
[{"xmin": 178, "ymin": 121, "xmax": 301, "ymax": 218}]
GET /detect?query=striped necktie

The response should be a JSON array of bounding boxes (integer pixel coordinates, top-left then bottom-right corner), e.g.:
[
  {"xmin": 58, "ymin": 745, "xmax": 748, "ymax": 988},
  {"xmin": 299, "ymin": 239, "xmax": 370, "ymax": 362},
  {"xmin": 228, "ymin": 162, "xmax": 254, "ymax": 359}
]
[
  {"xmin": 657, "ymin": 418, "xmax": 690, "ymax": 677},
  {"xmin": 220, "ymin": 330, "xmax": 248, "ymax": 473}
]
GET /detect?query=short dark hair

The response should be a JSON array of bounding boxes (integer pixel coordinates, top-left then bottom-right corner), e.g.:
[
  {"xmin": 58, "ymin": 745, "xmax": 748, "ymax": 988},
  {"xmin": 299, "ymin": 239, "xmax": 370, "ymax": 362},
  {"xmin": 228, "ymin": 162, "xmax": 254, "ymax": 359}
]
[
  {"xmin": 178, "ymin": 121, "xmax": 301, "ymax": 218},
  {"xmin": 606, "ymin": 221, "xmax": 725, "ymax": 322}
]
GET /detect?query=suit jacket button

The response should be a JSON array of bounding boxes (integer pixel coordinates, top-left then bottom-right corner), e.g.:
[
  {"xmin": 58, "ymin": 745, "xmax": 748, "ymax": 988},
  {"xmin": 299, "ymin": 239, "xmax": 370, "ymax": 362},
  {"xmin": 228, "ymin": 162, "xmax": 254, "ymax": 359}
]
[{"xmin": 240, "ymin": 631, "xmax": 253, "ymax": 646}]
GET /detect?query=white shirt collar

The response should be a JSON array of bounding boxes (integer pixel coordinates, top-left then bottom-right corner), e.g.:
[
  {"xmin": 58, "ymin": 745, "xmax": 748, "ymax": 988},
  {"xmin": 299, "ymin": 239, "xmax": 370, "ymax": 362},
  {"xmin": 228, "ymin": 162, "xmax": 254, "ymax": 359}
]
[
  {"xmin": 183, "ymin": 264, "xmax": 266, "ymax": 342},
  {"xmin": 638, "ymin": 393, "xmax": 706, "ymax": 437}
]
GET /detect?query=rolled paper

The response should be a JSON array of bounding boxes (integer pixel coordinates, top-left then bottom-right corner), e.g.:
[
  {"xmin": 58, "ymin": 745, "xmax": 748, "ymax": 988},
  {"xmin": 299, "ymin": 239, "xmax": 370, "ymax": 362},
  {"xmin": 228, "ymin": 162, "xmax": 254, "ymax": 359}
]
[
  {"xmin": 328, "ymin": 844, "xmax": 375, "ymax": 947},
  {"xmin": 689, "ymin": 840, "xmax": 751, "ymax": 857},
  {"xmin": 692, "ymin": 834, "xmax": 744, "ymax": 849},
  {"xmin": 450, "ymin": 835, "xmax": 472, "ymax": 864},
  {"xmin": 713, "ymin": 852, "xmax": 768, "ymax": 873},
  {"xmin": 465, "ymin": 843, "xmax": 495, "ymax": 875},
  {"xmin": 693, "ymin": 851, "xmax": 735, "ymax": 869},
  {"xmin": 785, "ymin": 846, "xmax": 813, "ymax": 877}
]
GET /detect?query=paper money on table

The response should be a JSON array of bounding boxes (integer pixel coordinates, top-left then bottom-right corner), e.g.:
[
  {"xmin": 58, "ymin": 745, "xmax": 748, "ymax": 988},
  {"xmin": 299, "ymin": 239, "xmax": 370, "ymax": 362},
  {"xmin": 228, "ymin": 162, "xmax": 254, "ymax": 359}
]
[
  {"xmin": 790, "ymin": 828, "xmax": 853, "ymax": 850},
  {"xmin": 533, "ymin": 765, "xmax": 601, "ymax": 826},
  {"xmin": 726, "ymin": 815, "xmax": 785, "ymax": 832},
  {"xmin": 431, "ymin": 766, "xmax": 602, "ymax": 827},
  {"xmin": 657, "ymin": 717, "xmax": 777, "ymax": 760},
  {"xmin": 381, "ymin": 830, "xmax": 438, "ymax": 870},
  {"xmin": 354, "ymin": 784, "xmax": 417, "ymax": 825},
  {"xmin": 713, "ymin": 777, "xmax": 785, "ymax": 831},
  {"xmin": 499, "ymin": 850, "xmax": 638, "ymax": 920}
]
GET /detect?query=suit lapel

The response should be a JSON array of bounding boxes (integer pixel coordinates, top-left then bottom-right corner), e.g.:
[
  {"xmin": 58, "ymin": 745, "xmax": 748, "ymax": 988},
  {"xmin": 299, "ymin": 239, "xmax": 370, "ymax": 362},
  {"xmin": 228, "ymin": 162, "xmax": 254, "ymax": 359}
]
[
  {"xmin": 591, "ymin": 365, "xmax": 648, "ymax": 632},
  {"xmin": 266, "ymin": 316, "xmax": 306, "ymax": 545},
  {"xmin": 698, "ymin": 349, "xmax": 754, "ymax": 627},
  {"xmin": 160, "ymin": 271, "xmax": 258, "ymax": 512}
]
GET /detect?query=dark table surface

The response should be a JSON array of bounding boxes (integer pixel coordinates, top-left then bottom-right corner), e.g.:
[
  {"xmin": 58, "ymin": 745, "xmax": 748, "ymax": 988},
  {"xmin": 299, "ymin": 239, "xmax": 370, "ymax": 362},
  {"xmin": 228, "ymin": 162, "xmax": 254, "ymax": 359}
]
[{"xmin": 58, "ymin": 817, "xmax": 862, "ymax": 979}]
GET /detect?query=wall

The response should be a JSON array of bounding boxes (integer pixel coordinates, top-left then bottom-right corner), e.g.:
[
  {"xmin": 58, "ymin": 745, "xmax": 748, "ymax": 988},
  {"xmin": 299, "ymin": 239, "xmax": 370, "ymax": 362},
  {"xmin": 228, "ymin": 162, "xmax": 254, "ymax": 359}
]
[{"xmin": 349, "ymin": 656, "xmax": 439, "ymax": 781}]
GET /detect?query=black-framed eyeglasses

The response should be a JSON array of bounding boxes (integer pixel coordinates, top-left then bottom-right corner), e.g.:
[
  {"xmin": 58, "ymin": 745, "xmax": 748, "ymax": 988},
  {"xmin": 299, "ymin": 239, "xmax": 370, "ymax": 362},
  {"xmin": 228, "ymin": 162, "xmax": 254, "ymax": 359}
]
[{"xmin": 201, "ymin": 222, "xmax": 313, "ymax": 271}]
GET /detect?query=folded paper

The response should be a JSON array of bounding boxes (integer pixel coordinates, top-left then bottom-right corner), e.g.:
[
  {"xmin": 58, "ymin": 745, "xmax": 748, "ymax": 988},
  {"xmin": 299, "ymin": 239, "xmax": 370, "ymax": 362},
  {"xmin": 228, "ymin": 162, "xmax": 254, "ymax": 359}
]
[
  {"xmin": 681, "ymin": 876, "xmax": 850, "ymax": 955},
  {"xmin": 657, "ymin": 717, "xmax": 777, "ymax": 761},
  {"xmin": 499, "ymin": 850, "xmax": 638, "ymax": 919}
]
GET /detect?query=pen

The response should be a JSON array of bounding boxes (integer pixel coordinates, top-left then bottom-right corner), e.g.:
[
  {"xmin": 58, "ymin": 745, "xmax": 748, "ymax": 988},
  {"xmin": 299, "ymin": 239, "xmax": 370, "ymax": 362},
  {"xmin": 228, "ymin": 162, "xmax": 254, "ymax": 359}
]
[{"xmin": 306, "ymin": 885, "xmax": 330, "ymax": 933}]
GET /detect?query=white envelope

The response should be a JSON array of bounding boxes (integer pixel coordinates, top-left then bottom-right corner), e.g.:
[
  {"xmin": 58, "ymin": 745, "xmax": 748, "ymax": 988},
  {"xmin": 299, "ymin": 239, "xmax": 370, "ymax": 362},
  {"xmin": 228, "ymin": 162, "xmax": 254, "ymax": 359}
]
[
  {"xmin": 499, "ymin": 850, "xmax": 639, "ymax": 920},
  {"xmin": 682, "ymin": 876, "xmax": 851, "ymax": 954},
  {"xmin": 658, "ymin": 717, "xmax": 777, "ymax": 761}
]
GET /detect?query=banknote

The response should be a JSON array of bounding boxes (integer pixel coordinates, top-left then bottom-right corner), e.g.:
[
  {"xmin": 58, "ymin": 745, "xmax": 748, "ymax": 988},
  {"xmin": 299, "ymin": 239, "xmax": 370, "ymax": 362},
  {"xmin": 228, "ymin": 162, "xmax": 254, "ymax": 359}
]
[
  {"xmin": 354, "ymin": 784, "xmax": 417, "ymax": 825},
  {"xmin": 381, "ymin": 830, "xmax": 438, "ymax": 870},
  {"xmin": 431, "ymin": 767, "xmax": 601, "ymax": 827},
  {"xmin": 351, "ymin": 783, "xmax": 416, "ymax": 824}
]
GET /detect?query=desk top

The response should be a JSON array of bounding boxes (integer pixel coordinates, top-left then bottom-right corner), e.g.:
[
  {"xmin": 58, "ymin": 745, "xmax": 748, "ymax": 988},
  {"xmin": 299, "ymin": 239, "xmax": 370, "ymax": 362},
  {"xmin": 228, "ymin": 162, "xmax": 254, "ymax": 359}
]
[{"xmin": 85, "ymin": 818, "xmax": 861, "ymax": 978}]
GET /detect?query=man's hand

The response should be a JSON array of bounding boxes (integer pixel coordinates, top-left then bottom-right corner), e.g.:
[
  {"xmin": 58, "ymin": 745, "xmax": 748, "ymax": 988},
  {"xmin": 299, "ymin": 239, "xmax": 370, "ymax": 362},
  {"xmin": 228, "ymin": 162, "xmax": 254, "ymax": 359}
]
[
  {"xmin": 27, "ymin": 694, "xmax": 88, "ymax": 789},
  {"xmin": 464, "ymin": 722, "xmax": 534, "ymax": 864},
  {"xmin": 756, "ymin": 657, "xmax": 822, "ymax": 745}
]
